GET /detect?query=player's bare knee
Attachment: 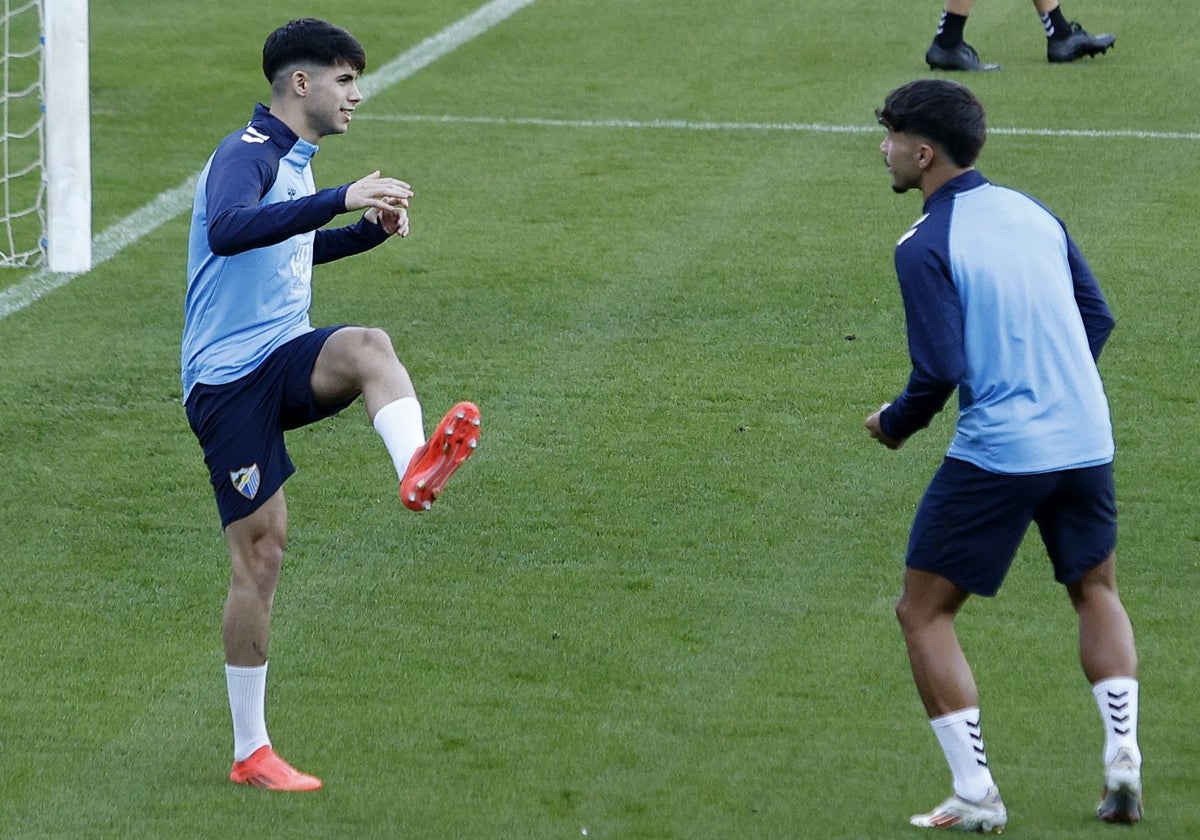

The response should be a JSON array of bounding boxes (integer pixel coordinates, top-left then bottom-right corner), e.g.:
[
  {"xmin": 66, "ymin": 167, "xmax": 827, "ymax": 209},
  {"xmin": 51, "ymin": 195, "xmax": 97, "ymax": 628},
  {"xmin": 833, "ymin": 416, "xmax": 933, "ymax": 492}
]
[
  {"xmin": 895, "ymin": 592, "xmax": 941, "ymax": 636},
  {"xmin": 233, "ymin": 534, "xmax": 285, "ymax": 598},
  {"xmin": 359, "ymin": 326, "xmax": 398, "ymax": 362},
  {"xmin": 347, "ymin": 327, "xmax": 403, "ymax": 379},
  {"xmin": 255, "ymin": 533, "xmax": 285, "ymax": 570}
]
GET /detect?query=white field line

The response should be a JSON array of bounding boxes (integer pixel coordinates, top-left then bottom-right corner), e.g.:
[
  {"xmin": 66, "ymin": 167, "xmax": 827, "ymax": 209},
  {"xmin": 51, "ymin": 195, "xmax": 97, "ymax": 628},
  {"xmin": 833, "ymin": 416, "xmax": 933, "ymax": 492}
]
[
  {"xmin": 357, "ymin": 112, "xmax": 1200, "ymax": 142},
  {"xmin": 6, "ymin": 34, "xmax": 1200, "ymax": 326},
  {"xmin": 0, "ymin": 0, "xmax": 538, "ymax": 322}
]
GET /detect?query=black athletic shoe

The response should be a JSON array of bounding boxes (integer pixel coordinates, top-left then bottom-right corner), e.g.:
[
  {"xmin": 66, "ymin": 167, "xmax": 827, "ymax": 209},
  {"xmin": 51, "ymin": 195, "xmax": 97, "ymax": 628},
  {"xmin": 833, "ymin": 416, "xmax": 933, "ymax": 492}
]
[
  {"xmin": 1048, "ymin": 21, "xmax": 1115, "ymax": 63},
  {"xmin": 925, "ymin": 39, "xmax": 1000, "ymax": 71}
]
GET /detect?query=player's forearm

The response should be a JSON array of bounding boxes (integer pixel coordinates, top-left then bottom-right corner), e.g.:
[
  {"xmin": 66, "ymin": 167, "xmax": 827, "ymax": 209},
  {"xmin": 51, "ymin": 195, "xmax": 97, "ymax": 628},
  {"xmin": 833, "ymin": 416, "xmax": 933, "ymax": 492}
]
[
  {"xmin": 313, "ymin": 216, "xmax": 391, "ymax": 264},
  {"xmin": 208, "ymin": 186, "xmax": 350, "ymax": 256},
  {"xmin": 881, "ymin": 374, "xmax": 956, "ymax": 441}
]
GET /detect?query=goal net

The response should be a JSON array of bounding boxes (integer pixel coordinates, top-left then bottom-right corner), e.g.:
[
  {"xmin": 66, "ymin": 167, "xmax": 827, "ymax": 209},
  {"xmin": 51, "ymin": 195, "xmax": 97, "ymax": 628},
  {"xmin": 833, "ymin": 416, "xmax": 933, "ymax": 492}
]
[
  {"xmin": 0, "ymin": 0, "xmax": 45, "ymax": 268},
  {"xmin": 0, "ymin": 0, "xmax": 90, "ymax": 272}
]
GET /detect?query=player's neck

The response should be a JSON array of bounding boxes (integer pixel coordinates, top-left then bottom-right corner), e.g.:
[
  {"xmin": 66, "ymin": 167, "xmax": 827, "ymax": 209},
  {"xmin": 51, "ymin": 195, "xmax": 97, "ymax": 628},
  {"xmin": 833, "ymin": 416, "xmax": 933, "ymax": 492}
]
[
  {"xmin": 267, "ymin": 100, "xmax": 320, "ymax": 145},
  {"xmin": 921, "ymin": 165, "xmax": 973, "ymax": 200}
]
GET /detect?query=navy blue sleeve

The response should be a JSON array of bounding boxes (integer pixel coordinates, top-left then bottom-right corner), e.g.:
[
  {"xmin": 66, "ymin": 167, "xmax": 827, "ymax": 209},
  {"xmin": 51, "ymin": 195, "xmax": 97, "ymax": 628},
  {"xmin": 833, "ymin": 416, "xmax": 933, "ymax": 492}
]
[
  {"xmin": 879, "ymin": 232, "xmax": 961, "ymax": 441},
  {"xmin": 314, "ymin": 215, "xmax": 392, "ymax": 264},
  {"xmin": 1064, "ymin": 232, "xmax": 1115, "ymax": 360},
  {"xmin": 204, "ymin": 141, "xmax": 350, "ymax": 256}
]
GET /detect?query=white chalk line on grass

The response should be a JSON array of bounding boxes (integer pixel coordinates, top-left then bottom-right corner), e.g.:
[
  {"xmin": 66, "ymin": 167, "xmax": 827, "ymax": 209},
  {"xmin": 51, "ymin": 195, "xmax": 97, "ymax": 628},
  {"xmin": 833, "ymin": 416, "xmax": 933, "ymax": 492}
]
[
  {"xmin": 358, "ymin": 112, "xmax": 1200, "ymax": 142},
  {"xmin": 0, "ymin": 0, "xmax": 538, "ymax": 322},
  {"xmin": 5, "ymin": 26, "xmax": 1198, "ymax": 325}
]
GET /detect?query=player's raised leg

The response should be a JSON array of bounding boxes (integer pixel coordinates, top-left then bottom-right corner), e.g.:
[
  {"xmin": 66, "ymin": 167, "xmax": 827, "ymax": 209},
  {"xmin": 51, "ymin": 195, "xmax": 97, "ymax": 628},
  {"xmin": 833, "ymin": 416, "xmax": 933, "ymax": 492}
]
[
  {"xmin": 310, "ymin": 326, "xmax": 415, "ymax": 416},
  {"xmin": 310, "ymin": 326, "xmax": 480, "ymax": 510}
]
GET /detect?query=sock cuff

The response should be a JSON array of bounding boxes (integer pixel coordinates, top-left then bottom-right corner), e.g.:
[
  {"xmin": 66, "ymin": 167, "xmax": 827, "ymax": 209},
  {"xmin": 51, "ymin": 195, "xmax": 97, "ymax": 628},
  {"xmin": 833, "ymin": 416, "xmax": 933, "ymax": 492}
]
[
  {"xmin": 1042, "ymin": 6, "xmax": 1070, "ymax": 39},
  {"xmin": 226, "ymin": 662, "xmax": 268, "ymax": 678},
  {"xmin": 931, "ymin": 707, "xmax": 981, "ymax": 730},
  {"xmin": 1092, "ymin": 676, "xmax": 1138, "ymax": 700},
  {"xmin": 935, "ymin": 11, "xmax": 968, "ymax": 47},
  {"xmin": 373, "ymin": 396, "xmax": 421, "ymax": 432}
]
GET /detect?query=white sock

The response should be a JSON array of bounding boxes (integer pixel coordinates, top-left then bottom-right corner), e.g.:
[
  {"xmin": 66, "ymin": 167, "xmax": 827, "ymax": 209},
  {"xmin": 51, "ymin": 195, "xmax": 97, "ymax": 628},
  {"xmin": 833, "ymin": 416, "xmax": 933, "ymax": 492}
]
[
  {"xmin": 1092, "ymin": 677, "xmax": 1141, "ymax": 766},
  {"xmin": 226, "ymin": 663, "xmax": 271, "ymax": 762},
  {"xmin": 373, "ymin": 397, "xmax": 426, "ymax": 481},
  {"xmin": 931, "ymin": 707, "xmax": 996, "ymax": 802}
]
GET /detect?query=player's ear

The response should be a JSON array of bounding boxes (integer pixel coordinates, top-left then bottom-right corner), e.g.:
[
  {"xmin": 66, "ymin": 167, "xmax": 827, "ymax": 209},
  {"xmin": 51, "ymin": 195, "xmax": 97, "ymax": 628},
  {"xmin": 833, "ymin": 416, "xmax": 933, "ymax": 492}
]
[
  {"xmin": 916, "ymin": 141, "xmax": 935, "ymax": 170},
  {"xmin": 289, "ymin": 68, "xmax": 309, "ymax": 97}
]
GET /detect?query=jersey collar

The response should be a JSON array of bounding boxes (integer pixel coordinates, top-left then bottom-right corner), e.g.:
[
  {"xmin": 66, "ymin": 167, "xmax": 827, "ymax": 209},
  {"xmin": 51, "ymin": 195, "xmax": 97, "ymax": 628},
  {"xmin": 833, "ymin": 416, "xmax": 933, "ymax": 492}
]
[
  {"xmin": 923, "ymin": 169, "xmax": 988, "ymax": 212},
  {"xmin": 249, "ymin": 103, "xmax": 319, "ymax": 158}
]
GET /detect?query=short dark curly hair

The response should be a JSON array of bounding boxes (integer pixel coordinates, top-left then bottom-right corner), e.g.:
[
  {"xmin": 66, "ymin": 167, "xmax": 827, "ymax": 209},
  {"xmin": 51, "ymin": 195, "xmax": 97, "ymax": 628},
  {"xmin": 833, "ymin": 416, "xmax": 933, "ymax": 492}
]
[
  {"xmin": 876, "ymin": 79, "xmax": 986, "ymax": 168},
  {"xmin": 262, "ymin": 18, "xmax": 366, "ymax": 84}
]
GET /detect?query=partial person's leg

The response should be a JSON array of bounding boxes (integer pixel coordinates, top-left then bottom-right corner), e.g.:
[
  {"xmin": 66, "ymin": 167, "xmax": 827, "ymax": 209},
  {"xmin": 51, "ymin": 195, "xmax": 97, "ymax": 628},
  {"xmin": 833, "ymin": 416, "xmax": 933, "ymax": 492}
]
[
  {"xmin": 223, "ymin": 489, "xmax": 288, "ymax": 668},
  {"xmin": 932, "ymin": 0, "xmax": 973, "ymax": 50},
  {"xmin": 1032, "ymin": 0, "xmax": 1115, "ymax": 62},
  {"xmin": 896, "ymin": 568, "xmax": 977, "ymax": 717},
  {"xmin": 898, "ymin": 568, "xmax": 1004, "ymax": 831},
  {"xmin": 1033, "ymin": 0, "xmax": 1066, "ymax": 21},
  {"xmin": 311, "ymin": 325, "xmax": 427, "ymax": 478},
  {"xmin": 310, "ymin": 325, "xmax": 479, "ymax": 511},
  {"xmin": 926, "ymin": 0, "xmax": 999, "ymax": 71},
  {"xmin": 937, "ymin": 0, "xmax": 975, "ymax": 46},
  {"xmin": 1066, "ymin": 553, "xmax": 1137, "ymax": 684},
  {"xmin": 1066, "ymin": 554, "xmax": 1142, "ymax": 822},
  {"xmin": 223, "ymin": 490, "xmax": 321, "ymax": 791},
  {"xmin": 309, "ymin": 325, "xmax": 414, "ymax": 419}
]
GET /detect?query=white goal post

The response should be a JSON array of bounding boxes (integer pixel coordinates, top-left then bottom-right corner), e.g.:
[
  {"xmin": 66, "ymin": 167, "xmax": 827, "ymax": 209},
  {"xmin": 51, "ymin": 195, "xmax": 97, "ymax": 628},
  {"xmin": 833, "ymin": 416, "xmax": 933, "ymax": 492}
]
[
  {"xmin": 0, "ymin": 0, "xmax": 90, "ymax": 272},
  {"xmin": 43, "ymin": 0, "xmax": 90, "ymax": 272}
]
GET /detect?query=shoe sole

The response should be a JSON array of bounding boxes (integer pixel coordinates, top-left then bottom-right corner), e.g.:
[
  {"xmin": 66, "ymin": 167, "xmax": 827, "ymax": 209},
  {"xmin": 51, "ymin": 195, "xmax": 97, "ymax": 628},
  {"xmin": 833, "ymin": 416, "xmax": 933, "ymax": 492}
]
[
  {"xmin": 1097, "ymin": 786, "xmax": 1142, "ymax": 824},
  {"xmin": 910, "ymin": 817, "xmax": 1006, "ymax": 833},
  {"xmin": 925, "ymin": 61, "xmax": 1001, "ymax": 71},
  {"xmin": 401, "ymin": 402, "xmax": 480, "ymax": 511},
  {"xmin": 1049, "ymin": 41, "xmax": 1115, "ymax": 63},
  {"xmin": 910, "ymin": 809, "xmax": 1006, "ymax": 833},
  {"xmin": 230, "ymin": 770, "xmax": 323, "ymax": 792},
  {"xmin": 229, "ymin": 750, "xmax": 323, "ymax": 792}
]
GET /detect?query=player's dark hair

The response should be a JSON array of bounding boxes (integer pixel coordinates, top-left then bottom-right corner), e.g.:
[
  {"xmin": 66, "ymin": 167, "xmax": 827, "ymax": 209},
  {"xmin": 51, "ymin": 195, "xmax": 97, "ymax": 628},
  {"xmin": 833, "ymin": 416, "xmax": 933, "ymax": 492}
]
[
  {"xmin": 875, "ymin": 79, "xmax": 986, "ymax": 168},
  {"xmin": 262, "ymin": 18, "xmax": 366, "ymax": 84}
]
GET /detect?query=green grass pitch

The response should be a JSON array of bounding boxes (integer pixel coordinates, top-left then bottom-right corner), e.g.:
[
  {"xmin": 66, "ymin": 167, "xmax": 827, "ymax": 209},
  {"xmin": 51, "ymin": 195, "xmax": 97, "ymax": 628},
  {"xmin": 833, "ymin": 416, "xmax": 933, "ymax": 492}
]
[{"xmin": 1, "ymin": 0, "xmax": 1197, "ymax": 837}]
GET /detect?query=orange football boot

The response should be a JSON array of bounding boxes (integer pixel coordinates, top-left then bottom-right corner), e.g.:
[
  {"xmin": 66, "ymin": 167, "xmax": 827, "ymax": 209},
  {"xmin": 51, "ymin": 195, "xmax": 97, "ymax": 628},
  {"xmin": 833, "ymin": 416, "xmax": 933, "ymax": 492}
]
[
  {"xmin": 229, "ymin": 745, "xmax": 322, "ymax": 792},
  {"xmin": 400, "ymin": 401, "xmax": 480, "ymax": 511}
]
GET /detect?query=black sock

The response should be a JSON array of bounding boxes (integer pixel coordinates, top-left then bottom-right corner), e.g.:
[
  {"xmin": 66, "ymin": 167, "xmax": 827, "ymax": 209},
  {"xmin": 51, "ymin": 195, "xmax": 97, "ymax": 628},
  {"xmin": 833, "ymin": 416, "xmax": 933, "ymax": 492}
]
[
  {"xmin": 935, "ymin": 11, "xmax": 968, "ymax": 48},
  {"xmin": 1042, "ymin": 6, "xmax": 1071, "ymax": 40}
]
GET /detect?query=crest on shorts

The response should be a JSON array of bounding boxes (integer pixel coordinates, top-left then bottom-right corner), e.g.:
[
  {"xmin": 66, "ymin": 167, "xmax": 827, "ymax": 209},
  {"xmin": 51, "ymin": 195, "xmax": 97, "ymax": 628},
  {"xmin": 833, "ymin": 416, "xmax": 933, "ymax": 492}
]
[{"xmin": 230, "ymin": 464, "xmax": 261, "ymax": 500}]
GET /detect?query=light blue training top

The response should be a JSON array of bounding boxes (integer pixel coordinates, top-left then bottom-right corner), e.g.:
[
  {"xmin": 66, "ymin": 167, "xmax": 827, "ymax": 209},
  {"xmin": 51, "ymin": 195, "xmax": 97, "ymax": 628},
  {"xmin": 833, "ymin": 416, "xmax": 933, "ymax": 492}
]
[
  {"xmin": 881, "ymin": 170, "xmax": 1116, "ymax": 474},
  {"xmin": 182, "ymin": 104, "xmax": 387, "ymax": 402}
]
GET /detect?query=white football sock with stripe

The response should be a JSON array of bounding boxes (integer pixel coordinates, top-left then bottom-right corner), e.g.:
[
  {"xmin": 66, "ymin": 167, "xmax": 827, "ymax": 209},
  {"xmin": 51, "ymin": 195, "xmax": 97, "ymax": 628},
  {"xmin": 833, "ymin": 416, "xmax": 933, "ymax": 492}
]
[
  {"xmin": 1092, "ymin": 677, "xmax": 1141, "ymax": 766},
  {"xmin": 373, "ymin": 397, "xmax": 426, "ymax": 481},
  {"xmin": 931, "ymin": 707, "xmax": 996, "ymax": 802},
  {"xmin": 226, "ymin": 662, "xmax": 270, "ymax": 762}
]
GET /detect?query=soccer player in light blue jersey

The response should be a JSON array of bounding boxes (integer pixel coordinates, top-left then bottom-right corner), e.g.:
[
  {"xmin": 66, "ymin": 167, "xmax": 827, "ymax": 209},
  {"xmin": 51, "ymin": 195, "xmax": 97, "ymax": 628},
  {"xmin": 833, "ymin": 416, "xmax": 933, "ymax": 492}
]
[
  {"xmin": 183, "ymin": 18, "xmax": 480, "ymax": 791},
  {"xmin": 865, "ymin": 79, "xmax": 1142, "ymax": 831}
]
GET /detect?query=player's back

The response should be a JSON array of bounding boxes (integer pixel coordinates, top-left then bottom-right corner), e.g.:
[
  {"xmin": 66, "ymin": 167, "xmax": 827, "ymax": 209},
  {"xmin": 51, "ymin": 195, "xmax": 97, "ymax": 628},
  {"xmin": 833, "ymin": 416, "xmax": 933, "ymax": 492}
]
[{"xmin": 944, "ymin": 182, "xmax": 1112, "ymax": 474}]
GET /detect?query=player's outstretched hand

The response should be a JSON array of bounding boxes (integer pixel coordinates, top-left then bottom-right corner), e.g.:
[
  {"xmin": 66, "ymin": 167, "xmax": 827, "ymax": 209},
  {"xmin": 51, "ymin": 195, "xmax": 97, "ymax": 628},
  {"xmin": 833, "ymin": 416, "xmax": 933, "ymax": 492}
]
[
  {"xmin": 865, "ymin": 403, "xmax": 905, "ymax": 450},
  {"xmin": 345, "ymin": 170, "xmax": 413, "ymax": 213}
]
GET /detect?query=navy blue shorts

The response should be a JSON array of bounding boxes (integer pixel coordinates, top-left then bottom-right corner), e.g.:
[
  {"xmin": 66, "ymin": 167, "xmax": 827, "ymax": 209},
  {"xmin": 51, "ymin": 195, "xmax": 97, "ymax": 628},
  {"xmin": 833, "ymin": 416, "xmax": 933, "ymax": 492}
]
[
  {"xmin": 185, "ymin": 326, "xmax": 355, "ymax": 528},
  {"xmin": 906, "ymin": 457, "xmax": 1117, "ymax": 596}
]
